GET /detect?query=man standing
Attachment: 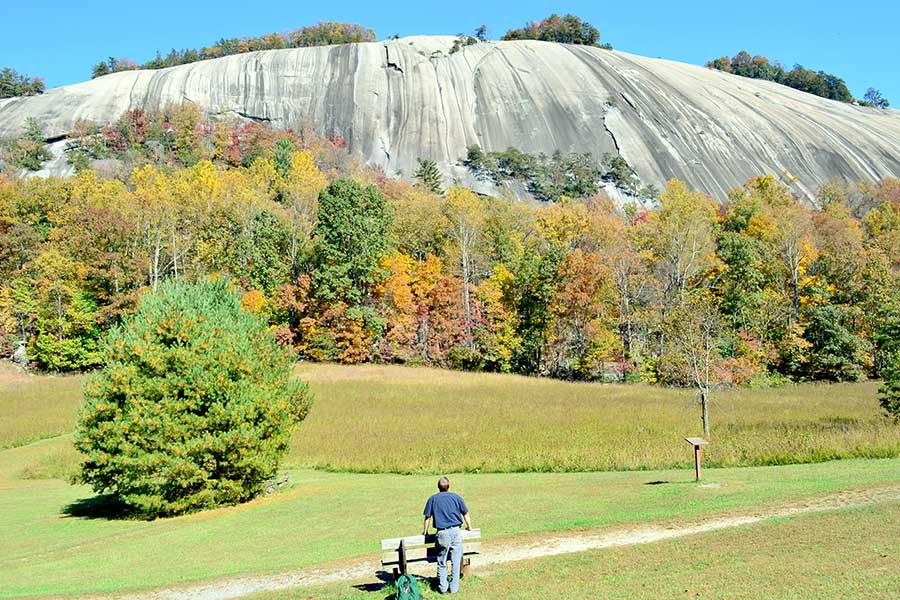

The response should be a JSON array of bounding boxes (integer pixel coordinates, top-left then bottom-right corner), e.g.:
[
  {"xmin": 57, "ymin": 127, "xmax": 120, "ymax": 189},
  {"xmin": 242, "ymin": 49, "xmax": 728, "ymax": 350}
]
[{"xmin": 423, "ymin": 477, "xmax": 472, "ymax": 594}]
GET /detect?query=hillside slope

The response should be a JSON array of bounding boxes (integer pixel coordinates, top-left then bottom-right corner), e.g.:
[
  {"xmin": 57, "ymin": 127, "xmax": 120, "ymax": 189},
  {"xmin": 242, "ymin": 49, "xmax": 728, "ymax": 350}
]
[{"xmin": 1, "ymin": 36, "xmax": 899, "ymax": 200}]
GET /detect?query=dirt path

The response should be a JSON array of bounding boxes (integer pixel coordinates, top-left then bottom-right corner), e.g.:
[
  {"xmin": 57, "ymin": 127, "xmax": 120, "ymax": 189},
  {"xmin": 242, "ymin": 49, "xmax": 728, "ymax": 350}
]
[{"xmin": 124, "ymin": 485, "xmax": 900, "ymax": 600}]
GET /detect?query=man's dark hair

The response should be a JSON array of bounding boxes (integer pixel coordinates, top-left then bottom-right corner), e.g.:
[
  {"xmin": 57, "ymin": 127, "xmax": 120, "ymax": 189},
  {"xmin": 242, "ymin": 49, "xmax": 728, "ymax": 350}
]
[{"xmin": 438, "ymin": 477, "xmax": 450, "ymax": 492}]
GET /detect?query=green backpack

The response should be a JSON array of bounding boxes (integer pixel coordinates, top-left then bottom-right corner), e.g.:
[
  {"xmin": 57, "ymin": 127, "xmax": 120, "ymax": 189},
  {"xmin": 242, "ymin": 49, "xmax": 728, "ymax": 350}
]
[{"xmin": 395, "ymin": 573, "xmax": 421, "ymax": 600}]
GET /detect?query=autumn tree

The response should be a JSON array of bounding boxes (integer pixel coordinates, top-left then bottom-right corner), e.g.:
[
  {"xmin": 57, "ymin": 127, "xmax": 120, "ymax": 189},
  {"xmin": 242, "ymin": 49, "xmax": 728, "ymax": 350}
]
[
  {"xmin": 706, "ymin": 51, "xmax": 854, "ymax": 103},
  {"xmin": 510, "ymin": 245, "xmax": 563, "ymax": 374},
  {"xmin": 130, "ymin": 165, "xmax": 176, "ymax": 290},
  {"xmin": 277, "ymin": 150, "xmax": 328, "ymax": 276},
  {"xmin": 386, "ymin": 181, "xmax": 448, "ymax": 259},
  {"xmin": 648, "ymin": 179, "xmax": 720, "ymax": 310},
  {"xmin": 288, "ymin": 22, "xmax": 376, "ymax": 47},
  {"xmin": 444, "ymin": 187, "xmax": 485, "ymax": 347},
  {"xmin": 308, "ymin": 179, "xmax": 393, "ymax": 361},
  {"xmin": 502, "ymin": 14, "xmax": 601, "ymax": 46},
  {"xmin": 28, "ymin": 249, "xmax": 101, "ymax": 371},
  {"xmin": 667, "ymin": 291, "xmax": 722, "ymax": 437}
]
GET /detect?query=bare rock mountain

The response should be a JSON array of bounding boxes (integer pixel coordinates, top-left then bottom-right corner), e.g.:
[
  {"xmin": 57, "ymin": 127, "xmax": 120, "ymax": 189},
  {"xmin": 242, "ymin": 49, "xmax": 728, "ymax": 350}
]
[{"xmin": 1, "ymin": 36, "xmax": 898, "ymax": 200}]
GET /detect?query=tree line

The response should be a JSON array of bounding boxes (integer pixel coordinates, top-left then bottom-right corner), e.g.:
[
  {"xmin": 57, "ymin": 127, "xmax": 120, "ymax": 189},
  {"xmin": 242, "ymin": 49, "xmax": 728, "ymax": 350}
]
[
  {"xmin": 501, "ymin": 14, "xmax": 612, "ymax": 49},
  {"xmin": 1, "ymin": 104, "xmax": 899, "ymax": 403},
  {"xmin": 89, "ymin": 13, "xmax": 615, "ymax": 81},
  {"xmin": 90, "ymin": 22, "xmax": 377, "ymax": 79},
  {"xmin": 707, "ymin": 51, "xmax": 890, "ymax": 107},
  {"xmin": 0, "ymin": 68, "xmax": 45, "ymax": 99}
]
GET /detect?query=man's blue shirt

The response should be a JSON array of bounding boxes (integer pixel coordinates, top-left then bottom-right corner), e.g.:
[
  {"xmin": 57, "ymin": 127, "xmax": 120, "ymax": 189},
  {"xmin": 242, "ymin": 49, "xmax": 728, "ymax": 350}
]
[{"xmin": 423, "ymin": 492, "xmax": 468, "ymax": 530}]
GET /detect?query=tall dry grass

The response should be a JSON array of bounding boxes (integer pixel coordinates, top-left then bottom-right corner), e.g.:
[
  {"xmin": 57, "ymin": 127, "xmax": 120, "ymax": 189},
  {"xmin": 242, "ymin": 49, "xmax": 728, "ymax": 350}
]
[
  {"xmin": 0, "ymin": 364, "xmax": 85, "ymax": 448},
  {"xmin": 289, "ymin": 363, "xmax": 900, "ymax": 473},
  {"xmin": 2, "ymin": 361, "xmax": 897, "ymax": 473}
]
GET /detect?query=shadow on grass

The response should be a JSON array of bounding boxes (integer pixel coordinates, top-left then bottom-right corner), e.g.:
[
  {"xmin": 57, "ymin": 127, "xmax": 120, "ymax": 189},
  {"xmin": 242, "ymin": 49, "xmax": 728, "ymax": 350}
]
[
  {"xmin": 353, "ymin": 572, "xmax": 434, "ymax": 598},
  {"xmin": 62, "ymin": 494, "xmax": 135, "ymax": 520},
  {"xmin": 644, "ymin": 480, "xmax": 696, "ymax": 486},
  {"xmin": 352, "ymin": 570, "xmax": 394, "ymax": 592}
]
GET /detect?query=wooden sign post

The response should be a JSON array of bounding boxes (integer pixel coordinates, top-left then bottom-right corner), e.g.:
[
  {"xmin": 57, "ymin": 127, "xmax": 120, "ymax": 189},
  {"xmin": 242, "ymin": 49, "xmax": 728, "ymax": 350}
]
[{"xmin": 684, "ymin": 437, "xmax": 709, "ymax": 481}]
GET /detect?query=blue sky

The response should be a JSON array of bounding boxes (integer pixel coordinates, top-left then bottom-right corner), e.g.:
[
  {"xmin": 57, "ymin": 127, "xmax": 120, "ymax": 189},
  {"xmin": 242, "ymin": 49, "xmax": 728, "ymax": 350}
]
[{"xmin": 3, "ymin": 0, "xmax": 898, "ymax": 102}]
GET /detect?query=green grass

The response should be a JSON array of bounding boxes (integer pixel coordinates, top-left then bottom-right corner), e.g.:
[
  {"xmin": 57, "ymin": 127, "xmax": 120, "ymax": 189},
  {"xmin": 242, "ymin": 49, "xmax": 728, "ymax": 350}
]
[
  {"xmin": 265, "ymin": 500, "xmax": 900, "ymax": 600},
  {"xmin": 1, "ymin": 434, "xmax": 899, "ymax": 597},
  {"xmin": 0, "ymin": 364, "xmax": 84, "ymax": 449},
  {"xmin": 288, "ymin": 363, "xmax": 900, "ymax": 473},
  {"xmin": 1, "ymin": 363, "xmax": 899, "ymax": 597}
]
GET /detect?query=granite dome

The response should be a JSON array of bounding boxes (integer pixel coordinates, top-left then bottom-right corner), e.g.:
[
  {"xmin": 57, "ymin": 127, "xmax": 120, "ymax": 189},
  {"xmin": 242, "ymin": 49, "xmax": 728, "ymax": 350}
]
[{"xmin": 1, "ymin": 36, "xmax": 898, "ymax": 201}]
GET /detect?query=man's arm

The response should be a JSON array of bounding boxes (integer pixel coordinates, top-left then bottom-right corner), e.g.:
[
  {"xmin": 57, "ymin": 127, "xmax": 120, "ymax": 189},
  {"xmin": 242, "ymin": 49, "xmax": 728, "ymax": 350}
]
[
  {"xmin": 423, "ymin": 496, "xmax": 433, "ymax": 535},
  {"xmin": 462, "ymin": 512, "xmax": 473, "ymax": 531}
]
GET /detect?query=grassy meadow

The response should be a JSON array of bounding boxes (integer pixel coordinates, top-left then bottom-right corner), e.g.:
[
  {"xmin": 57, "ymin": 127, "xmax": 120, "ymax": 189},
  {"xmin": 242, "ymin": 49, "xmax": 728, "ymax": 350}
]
[
  {"xmin": 0, "ymin": 363, "xmax": 83, "ymax": 449},
  {"xmin": 1, "ymin": 362, "xmax": 899, "ymax": 474},
  {"xmin": 290, "ymin": 363, "xmax": 900, "ymax": 473}
]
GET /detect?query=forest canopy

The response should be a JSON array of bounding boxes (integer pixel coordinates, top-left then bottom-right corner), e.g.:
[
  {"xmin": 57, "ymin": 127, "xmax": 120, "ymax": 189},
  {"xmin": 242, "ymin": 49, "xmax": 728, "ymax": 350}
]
[{"xmin": 1, "ymin": 103, "xmax": 898, "ymax": 395}]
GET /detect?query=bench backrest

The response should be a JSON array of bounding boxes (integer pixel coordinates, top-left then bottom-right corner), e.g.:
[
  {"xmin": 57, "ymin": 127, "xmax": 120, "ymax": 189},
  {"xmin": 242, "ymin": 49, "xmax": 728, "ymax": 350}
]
[{"xmin": 381, "ymin": 529, "xmax": 482, "ymax": 567}]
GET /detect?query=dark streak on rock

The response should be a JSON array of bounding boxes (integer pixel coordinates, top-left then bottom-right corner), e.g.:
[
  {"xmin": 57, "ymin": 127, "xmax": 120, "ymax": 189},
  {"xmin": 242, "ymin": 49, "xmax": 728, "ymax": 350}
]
[
  {"xmin": 235, "ymin": 111, "xmax": 271, "ymax": 123},
  {"xmin": 384, "ymin": 45, "xmax": 404, "ymax": 74}
]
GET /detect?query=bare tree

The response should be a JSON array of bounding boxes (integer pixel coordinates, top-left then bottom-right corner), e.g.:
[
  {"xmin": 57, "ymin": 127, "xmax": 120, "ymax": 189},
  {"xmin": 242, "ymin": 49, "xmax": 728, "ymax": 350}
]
[
  {"xmin": 444, "ymin": 188, "xmax": 484, "ymax": 349},
  {"xmin": 668, "ymin": 292, "xmax": 722, "ymax": 437}
]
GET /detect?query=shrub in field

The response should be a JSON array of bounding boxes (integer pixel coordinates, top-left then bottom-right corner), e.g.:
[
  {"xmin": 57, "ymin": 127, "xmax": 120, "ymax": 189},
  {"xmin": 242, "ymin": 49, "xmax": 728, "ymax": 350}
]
[
  {"xmin": 74, "ymin": 279, "xmax": 312, "ymax": 518},
  {"xmin": 880, "ymin": 353, "xmax": 900, "ymax": 418}
]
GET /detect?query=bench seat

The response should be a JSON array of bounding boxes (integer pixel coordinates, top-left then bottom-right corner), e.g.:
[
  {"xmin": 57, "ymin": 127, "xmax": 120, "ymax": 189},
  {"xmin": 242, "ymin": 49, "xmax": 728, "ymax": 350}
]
[{"xmin": 381, "ymin": 529, "xmax": 481, "ymax": 576}]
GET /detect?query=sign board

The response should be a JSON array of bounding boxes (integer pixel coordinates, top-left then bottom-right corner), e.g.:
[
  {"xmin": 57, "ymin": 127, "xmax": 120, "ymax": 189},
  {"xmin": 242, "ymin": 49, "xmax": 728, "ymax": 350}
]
[{"xmin": 684, "ymin": 437, "xmax": 709, "ymax": 481}]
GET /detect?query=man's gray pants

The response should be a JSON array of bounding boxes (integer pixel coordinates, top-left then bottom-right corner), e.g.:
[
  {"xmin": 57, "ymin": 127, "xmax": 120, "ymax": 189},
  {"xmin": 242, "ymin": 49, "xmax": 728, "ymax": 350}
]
[{"xmin": 435, "ymin": 527, "xmax": 463, "ymax": 594}]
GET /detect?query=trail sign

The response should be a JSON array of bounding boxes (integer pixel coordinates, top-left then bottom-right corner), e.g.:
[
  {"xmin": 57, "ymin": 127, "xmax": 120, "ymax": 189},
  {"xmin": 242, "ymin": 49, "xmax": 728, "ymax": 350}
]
[{"xmin": 684, "ymin": 437, "xmax": 709, "ymax": 481}]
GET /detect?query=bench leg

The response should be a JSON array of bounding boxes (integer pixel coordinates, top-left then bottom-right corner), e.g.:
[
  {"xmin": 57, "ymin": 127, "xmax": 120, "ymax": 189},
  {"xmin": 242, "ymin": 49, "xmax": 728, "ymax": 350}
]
[
  {"xmin": 461, "ymin": 557, "xmax": 471, "ymax": 578},
  {"xmin": 392, "ymin": 567, "xmax": 399, "ymax": 581}
]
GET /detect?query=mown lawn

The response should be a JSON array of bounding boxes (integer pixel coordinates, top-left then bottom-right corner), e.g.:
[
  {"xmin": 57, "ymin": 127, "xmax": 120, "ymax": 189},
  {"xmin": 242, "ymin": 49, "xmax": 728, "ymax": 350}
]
[
  {"xmin": 269, "ymin": 500, "xmax": 900, "ymax": 600},
  {"xmin": 1, "ymin": 435, "xmax": 899, "ymax": 597}
]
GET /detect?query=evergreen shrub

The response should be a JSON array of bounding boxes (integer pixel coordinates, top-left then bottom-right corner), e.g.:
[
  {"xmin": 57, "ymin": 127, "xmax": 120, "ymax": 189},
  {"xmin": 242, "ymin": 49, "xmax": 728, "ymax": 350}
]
[{"xmin": 74, "ymin": 279, "xmax": 312, "ymax": 518}]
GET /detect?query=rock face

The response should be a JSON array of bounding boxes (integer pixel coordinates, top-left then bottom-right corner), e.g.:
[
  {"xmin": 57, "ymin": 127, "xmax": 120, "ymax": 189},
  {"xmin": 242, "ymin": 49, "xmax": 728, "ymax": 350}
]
[{"xmin": 1, "ymin": 36, "xmax": 899, "ymax": 201}]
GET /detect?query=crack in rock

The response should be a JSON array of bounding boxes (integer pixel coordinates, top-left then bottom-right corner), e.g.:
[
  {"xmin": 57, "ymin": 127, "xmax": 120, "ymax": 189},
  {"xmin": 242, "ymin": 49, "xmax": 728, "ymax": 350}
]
[
  {"xmin": 384, "ymin": 45, "xmax": 404, "ymax": 74},
  {"xmin": 234, "ymin": 111, "xmax": 271, "ymax": 123}
]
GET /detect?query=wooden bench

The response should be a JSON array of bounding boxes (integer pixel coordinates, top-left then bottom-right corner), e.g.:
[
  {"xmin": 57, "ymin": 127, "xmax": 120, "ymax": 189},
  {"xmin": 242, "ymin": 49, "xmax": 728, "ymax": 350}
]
[{"xmin": 381, "ymin": 529, "xmax": 482, "ymax": 579}]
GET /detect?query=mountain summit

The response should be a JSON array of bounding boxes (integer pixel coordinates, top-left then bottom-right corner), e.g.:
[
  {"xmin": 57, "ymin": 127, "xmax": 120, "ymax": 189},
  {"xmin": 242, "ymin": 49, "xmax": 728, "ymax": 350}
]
[{"xmin": 1, "ymin": 36, "xmax": 898, "ymax": 200}]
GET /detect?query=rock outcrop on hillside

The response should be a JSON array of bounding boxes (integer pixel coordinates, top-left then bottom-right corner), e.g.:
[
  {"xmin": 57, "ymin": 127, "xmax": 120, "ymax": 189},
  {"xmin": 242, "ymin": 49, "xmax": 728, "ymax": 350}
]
[{"xmin": 1, "ymin": 36, "xmax": 898, "ymax": 201}]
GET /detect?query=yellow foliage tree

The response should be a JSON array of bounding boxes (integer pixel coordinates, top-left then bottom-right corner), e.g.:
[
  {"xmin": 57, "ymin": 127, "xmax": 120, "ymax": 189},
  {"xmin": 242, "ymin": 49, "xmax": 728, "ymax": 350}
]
[{"xmin": 279, "ymin": 151, "xmax": 328, "ymax": 275}]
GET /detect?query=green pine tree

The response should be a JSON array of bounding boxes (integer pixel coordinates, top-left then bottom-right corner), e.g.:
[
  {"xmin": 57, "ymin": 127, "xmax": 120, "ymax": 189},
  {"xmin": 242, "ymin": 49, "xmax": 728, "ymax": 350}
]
[
  {"xmin": 414, "ymin": 158, "xmax": 443, "ymax": 195},
  {"xmin": 880, "ymin": 353, "xmax": 900, "ymax": 418},
  {"xmin": 74, "ymin": 279, "xmax": 312, "ymax": 518}
]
